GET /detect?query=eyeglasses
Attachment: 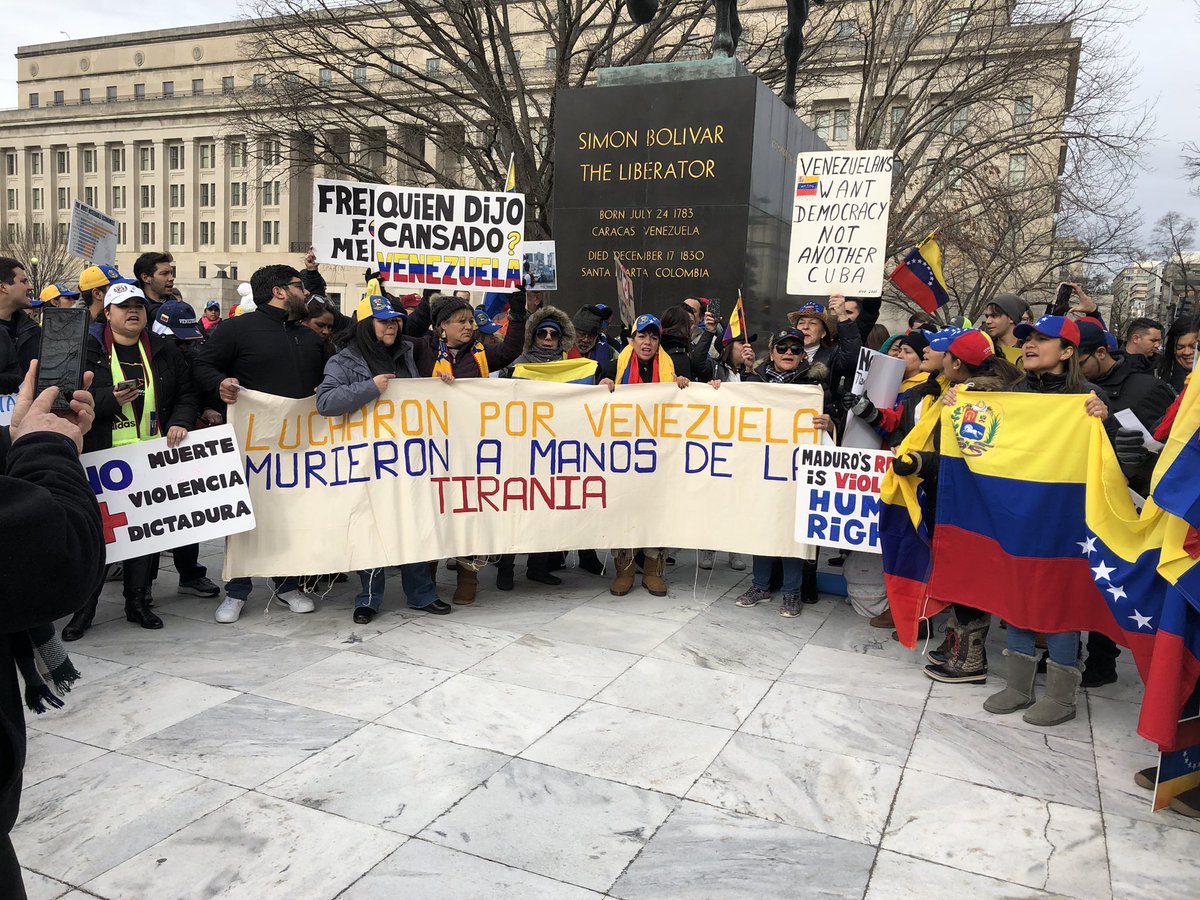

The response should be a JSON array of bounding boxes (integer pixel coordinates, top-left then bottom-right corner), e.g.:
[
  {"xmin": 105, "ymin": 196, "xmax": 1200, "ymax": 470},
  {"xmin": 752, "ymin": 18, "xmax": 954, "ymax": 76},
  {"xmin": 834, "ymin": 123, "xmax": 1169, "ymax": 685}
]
[
  {"xmin": 285, "ymin": 280, "xmax": 305, "ymax": 290},
  {"xmin": 774, "ymin": 343, "xmax": 805, "ymax": 355},
  {"xmin": 535, "ymin": 328, "xmax": 560, "ymax": 339}
]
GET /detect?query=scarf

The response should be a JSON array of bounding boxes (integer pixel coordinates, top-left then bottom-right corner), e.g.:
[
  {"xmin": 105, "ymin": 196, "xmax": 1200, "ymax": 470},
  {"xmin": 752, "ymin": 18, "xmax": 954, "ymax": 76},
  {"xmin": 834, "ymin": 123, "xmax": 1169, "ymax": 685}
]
[
  {"xmin": 614, "ymin": 344, "xmax": 676, "ymax": 384},
  {"xmin": 433, "ymin": 338, "xmax": 489, "ymax": 379},
  {"xmin": 106, "ymin": 328, "xmax": 158, "ymax": 445},
  {"xmin": 12, "ymin": 624, "xmax": 81, "ymax": 714},
  {"xmin": 521, "ymin": 345, "xmax": 566, "ymax": 364}
]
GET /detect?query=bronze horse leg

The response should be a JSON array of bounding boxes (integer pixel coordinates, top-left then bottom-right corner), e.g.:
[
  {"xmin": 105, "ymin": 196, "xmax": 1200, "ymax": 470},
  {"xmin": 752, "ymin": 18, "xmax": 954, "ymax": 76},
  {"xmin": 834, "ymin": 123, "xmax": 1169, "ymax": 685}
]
[{"xmin": 712, "ymin": 0, "xmax": 740, "ymax": 57}]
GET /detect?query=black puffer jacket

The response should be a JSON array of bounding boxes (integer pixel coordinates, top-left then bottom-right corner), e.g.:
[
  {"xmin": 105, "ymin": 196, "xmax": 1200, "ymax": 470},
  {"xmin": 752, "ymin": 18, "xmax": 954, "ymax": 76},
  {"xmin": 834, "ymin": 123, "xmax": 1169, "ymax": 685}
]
[
  {"xmin": 661, "ymin": 332, "xmax": 714, "ymax": 382},
  {"xmin": 0, "ymin": 432, "xmax": 103, "ymax": 835},
  {"xmin": 0, "ymin": 313, "xmax": 39, "ymax": 394},
  {"xmin": 85, "ymin": 326, "xmax": 200, "ymax": 452},
  {"xmin": 191, "ymin": 302, "xmax": 330, "ymax": 399}
]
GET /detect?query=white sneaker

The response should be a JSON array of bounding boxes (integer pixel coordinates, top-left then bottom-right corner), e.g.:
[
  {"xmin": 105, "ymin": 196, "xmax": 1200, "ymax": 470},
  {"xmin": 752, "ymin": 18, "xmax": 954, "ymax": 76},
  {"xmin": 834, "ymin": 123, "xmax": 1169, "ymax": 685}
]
[
  {"xmin": 698, "ymin": 550, "xmax": 714, "ymax": 570},
  {"xmin": 214, "ymin": 596, "xmax": 245, "ymax": 624},
  {"xmin": 277, "ymin": 590, "xmax": 316, "ymax": 613},
  {"xmin": 729, "ymin": 553, "xmax": 746, "ymax": 571}
]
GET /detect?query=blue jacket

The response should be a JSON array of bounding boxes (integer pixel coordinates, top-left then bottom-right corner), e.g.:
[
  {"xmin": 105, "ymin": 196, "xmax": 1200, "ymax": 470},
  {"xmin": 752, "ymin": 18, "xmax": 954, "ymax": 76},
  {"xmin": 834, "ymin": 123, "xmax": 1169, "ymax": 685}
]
[{"xmin": 315, "ymin": 341, "xmax": 419, "ymax": 417}]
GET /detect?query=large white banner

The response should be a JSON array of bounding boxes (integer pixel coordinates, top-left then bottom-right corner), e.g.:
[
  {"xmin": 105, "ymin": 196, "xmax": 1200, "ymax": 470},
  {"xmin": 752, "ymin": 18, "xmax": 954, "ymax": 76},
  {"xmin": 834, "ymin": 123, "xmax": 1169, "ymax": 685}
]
[
  {"xmin": 224, "ymin": 381, "xmax": 824, "ymax": 578},
  {"xmin": 311, "ymin": 177, "xmax": 525, "ymax": 293},
  {"xmin": 787, "ymin": 150, "xmax": 894, "ymax": 296},
  {"xmin": 67, "ymin": 199, "xmax": 119, "ymax": 266},
  {"xmin": 82, "ymin": 426, "xmax": 256, "ymax": 564}
]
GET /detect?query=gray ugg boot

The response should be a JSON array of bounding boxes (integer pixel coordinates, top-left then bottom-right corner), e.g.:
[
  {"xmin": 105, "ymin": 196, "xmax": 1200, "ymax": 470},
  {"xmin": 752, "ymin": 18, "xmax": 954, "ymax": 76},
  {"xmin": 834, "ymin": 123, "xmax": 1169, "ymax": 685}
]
[
  {"xmin": 983, "ymin": 650, "xmax": 1038, "ymax": 714},
  {"xmin": 1023, "ymin": 660, "xmax": 1082, "ymax": 726}
]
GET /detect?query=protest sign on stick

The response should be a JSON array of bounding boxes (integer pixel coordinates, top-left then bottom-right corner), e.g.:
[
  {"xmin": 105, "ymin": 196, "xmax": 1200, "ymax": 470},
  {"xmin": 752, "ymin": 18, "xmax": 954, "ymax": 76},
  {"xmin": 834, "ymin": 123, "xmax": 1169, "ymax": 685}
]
[
  {"xmin": 82, "ymin": 425, "xmax": 256, "ymax": 564},
  {"xmin": 787, "ymin": 150, "xmax": 894, "ymax": 296},
  {"xmin": 67, "ymin": 200, "xmax": 119, "ymax": 266},
  {"xmin": 311, "ymin": 178, "xmax": 525, "ymax": 292},
  {"xmin": 614, "ymin": 254, "xmax": 636, "ymax": 328}
]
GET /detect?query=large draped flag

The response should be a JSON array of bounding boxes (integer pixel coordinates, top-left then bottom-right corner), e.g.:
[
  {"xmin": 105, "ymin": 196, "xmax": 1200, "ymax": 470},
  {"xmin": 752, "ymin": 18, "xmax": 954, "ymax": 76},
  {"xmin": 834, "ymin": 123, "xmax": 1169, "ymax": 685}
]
[
  {"xmin": 881, "ymin": 389, "xmax": 1200, "ymax": 748},
  {"xmin": 1085, "ymin": 381, "xmax": 1200, "ymax": 748},
  {"xmin": 889, "ymin": 235, "xmax": 950, "ymax": 314},
  {"xmin": 879, "ymin": 398, "xmax": 941, "ymax": 647}
]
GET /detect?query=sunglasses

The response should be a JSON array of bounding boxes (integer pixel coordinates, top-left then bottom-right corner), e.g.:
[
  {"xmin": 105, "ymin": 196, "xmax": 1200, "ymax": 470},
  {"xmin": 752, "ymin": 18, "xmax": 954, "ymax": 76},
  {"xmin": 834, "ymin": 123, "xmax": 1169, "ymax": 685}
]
[
  {"xmin": 535, "ymin": 328, "xmax": 560, "ymax": 339},
  {"xmin": 774, "ymin": 343, "xmax": 805, "ymax": 355}
]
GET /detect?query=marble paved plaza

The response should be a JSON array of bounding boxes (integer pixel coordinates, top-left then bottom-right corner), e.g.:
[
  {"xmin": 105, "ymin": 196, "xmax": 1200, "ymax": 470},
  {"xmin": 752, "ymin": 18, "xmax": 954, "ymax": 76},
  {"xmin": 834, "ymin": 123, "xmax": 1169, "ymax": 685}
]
[{"xmin": 16, "ymin": 542, "xmax": 1199, "ymax": 899}]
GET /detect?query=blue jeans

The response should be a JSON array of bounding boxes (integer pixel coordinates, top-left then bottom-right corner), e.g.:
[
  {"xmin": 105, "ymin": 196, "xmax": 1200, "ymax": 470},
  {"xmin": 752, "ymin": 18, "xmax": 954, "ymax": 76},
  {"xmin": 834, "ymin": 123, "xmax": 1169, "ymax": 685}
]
[
  {"xmin": 224, "ymin": 576, "xmax": 297, "ymax": 601},
  {"xmin": 356, "ymin": 563, "xmax": 439, "ymax": 611},
  {"xmin": 1007, "ymin": 626, "xmax": 1079, "ymax": 666},
  {"xmin": 751, "ymin": 555, "xmax": 803, "ymax": 594}
]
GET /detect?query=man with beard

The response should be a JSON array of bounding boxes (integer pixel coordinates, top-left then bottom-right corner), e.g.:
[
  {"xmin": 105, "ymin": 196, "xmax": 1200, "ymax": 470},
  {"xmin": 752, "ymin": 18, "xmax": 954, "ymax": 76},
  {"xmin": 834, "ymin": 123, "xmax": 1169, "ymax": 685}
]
[{"xmin": 192, "ymin": 265, "xmax": 331, "ymax": 621}]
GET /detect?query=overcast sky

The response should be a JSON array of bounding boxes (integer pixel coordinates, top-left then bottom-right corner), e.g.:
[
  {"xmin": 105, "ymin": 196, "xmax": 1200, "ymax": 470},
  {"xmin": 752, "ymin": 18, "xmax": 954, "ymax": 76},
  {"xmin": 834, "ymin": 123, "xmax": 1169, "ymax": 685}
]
[{"xmin": 3, "ymin": 0, "xmax": 1198, "ymax": 250}]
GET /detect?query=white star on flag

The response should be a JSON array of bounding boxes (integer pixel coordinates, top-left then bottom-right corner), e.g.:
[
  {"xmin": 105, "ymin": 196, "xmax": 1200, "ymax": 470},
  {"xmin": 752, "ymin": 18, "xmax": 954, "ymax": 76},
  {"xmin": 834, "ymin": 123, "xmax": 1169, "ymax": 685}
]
[
  {"xmin": 1107, "ymin": 584, "xmax": 1127, "ymax": 602},
  {"xmin": 1129, "ymin": 610, "xmax": 1153, "ymax": 630},
  {"xmin": 1078, "ymin": 536, "xmax": 1097, "ymax": 555},
  {"xmin": 1091, "ymin": 561, "xmax": 1116, "ymax": 582}
]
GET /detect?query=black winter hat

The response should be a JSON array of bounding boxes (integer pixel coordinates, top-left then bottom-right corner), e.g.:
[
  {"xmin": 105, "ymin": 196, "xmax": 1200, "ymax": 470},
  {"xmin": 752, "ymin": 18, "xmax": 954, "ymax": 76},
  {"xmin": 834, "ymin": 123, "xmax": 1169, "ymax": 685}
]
[{"xmin": 572, "ymin": 303, "xmax": 612, "ymax": 334}]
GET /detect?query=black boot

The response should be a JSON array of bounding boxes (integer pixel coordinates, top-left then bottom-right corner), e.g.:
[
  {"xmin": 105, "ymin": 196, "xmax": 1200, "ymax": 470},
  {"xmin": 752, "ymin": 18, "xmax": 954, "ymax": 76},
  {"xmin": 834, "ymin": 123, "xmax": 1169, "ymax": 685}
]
[
  {"xmin": 528, "ymin": 553, "xmax": 562, "ymax": 586},
  {"xmin": 125, "ymin": 589, "xmax": 164, "ymax": 629},
  {"xmin": 578, "ymin": 549, "xmax": 604, "ymax": 576},
  {"xmin": 1081, "ymin": 632, "xmax": 1120, "ymax": 687},
  {"xmin": 800, "ymin": 559, "xmax": 819, "ymax": 604},
  {"xmin": 62, "ymin": 598, "xmax": 98, "ymax": 642},
  {"xmin": 496, "ymin": 555, "xmax": 515, "ymax": 591}
]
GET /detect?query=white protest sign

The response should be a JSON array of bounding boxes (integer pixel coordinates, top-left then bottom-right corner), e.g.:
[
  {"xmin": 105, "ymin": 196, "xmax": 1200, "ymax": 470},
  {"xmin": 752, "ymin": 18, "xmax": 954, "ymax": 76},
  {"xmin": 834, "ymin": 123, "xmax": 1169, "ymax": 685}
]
[
  {"xmin": 523, "ymin": 240, "xmax": 557, "ymax": 291},
  {"xmin": 82, "ymin": 425, "xmax": 255, "ymax": 564},
  {"xmin": 787, "ymin": 150, "xmax": 894, "ymax": 296},
  {"xmin": 844, "ymin": 348, "xmax": 906, "ymax": 450},
  {"xmin": 67, "ymin": 199, "xmax": 119, "ymax": 266},
  {"xmin": 0, "ymin": 392, "xmax": 15, "ymax": 426},
  {"xmin": 795, "ymin": 446, "xmax": 893, "ymax": 552},
  {"xmin": 312, "ymin": 177, "xmax": 525, "ymax": 292}
]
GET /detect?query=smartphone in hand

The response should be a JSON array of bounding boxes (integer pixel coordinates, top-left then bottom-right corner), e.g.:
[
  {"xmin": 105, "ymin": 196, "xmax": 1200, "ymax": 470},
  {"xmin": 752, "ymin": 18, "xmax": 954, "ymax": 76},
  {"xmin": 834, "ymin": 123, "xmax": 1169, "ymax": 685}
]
[
  {"xmin": 1049, "ymin": 283, "xmax": 1074, "ymax": 317},
  {"xmin": 36, "ymin": 307, "xmax": 90, "ymax": 411},
  {"xmin": 707, "ymin": 298, "xmax": 722, "ymax": 322}
]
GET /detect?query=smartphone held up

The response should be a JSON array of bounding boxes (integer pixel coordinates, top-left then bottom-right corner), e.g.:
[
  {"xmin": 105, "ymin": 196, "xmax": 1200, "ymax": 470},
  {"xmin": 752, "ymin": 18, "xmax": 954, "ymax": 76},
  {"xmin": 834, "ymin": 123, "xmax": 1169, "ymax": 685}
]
[{"xmin": 36, "ymin": 307, "xmax": 90, "ymax": 411}]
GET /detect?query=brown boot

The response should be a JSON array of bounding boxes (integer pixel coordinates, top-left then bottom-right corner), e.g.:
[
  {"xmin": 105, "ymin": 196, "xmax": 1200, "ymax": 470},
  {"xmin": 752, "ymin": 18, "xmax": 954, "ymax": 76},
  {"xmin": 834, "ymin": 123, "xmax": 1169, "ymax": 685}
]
[
  {"xmin": 610, "ymin": 551, "xmax": 636, "ymax": 596},
  {"xmin": 642, "ymin": 551, "xmax": 668, "ymax": 597},
  {"xmin": 453, "ymin": 567, "xmax": 477, "ymax": 605}
]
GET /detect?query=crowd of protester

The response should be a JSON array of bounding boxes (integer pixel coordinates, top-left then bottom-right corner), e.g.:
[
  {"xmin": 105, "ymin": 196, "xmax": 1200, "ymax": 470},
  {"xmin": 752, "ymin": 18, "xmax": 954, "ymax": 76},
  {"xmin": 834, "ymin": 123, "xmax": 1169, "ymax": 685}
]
[{"xmin": 4, "ymin": 248, "xmax": 1200, "ymax": 888}]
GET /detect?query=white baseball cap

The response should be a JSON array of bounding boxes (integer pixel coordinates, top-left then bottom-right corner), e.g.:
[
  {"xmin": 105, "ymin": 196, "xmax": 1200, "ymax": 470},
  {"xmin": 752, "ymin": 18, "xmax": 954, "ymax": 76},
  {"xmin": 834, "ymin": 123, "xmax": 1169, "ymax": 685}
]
[{"xmin": 104, "ymin": 282, "xmax": 148, "ymax": 308}]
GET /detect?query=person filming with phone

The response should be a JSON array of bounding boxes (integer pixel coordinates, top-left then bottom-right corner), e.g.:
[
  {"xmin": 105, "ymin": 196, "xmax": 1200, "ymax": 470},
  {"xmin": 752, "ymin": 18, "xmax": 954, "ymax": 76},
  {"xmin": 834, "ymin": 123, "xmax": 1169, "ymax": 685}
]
[{"xmin": 61, "ymin": 282, "xmax": 198, "ymax": 641}]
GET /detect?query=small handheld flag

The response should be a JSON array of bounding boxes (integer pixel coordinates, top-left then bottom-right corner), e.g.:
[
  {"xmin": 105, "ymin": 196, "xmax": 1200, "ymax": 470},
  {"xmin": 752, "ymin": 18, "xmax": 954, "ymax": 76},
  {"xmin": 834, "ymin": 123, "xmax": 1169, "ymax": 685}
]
[
  {"xmin": 503, "ymin": 154, "xmax": 516, "ymax": 193},
  {"xmin": 723, "ymin": 290, "xmax": 747, "ymax": 343},
  {"xmin": 890, "ymin": 234, "xmax": 950, "ymax": 314}
]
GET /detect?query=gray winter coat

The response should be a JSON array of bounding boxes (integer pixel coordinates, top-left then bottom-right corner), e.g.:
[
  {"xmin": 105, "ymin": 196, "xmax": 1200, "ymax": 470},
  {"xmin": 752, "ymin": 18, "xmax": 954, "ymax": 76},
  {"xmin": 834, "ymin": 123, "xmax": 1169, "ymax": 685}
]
[{"xmin": 315, "ymin": 340, "xmax": 420, "ymax": 417}]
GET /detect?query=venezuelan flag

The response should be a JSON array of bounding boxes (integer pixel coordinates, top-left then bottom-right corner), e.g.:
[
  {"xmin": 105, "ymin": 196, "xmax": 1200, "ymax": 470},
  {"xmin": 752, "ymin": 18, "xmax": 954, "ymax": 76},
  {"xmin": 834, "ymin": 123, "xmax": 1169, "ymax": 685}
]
[
  {"xmin": 889, "ymin": 235, "xmax": 950, "ymax": 314},
  {"xmin": 796, "ymin": 176, "xmax": 819, "ymax": 197},
  {"xmin": 722, "ymin": 291, "xmax": 747, "ymax": 344},
  {"xmin": 928, "ymin": 393, "xmax": 1103, "ymax": 632},
  {"xmin": 880, "ymin": 400, "xmax": 941, "ymax": 648},
  {"xmin": 1084, "ymin": 387, "xmax": 1200, "ymax": 749},
  {"xmin": 510, "ymin": 358, "xmax": 599, "ymax": 384}
]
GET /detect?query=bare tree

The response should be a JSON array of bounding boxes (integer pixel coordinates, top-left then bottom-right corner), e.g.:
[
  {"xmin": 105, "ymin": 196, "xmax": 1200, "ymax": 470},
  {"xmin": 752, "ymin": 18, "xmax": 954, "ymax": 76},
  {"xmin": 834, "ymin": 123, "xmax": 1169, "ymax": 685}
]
[
  {"xmin": 740, "ymin": 0, "xmax": 1150, "ymax": 320},
  {"xmin": 0, "ymin": 224, "xmax": 82, "ymax": 299},
  {"xmin": 1150, "ymin": 210, "xmax": 1199, "ymax": 314},
  {"xmin": 234, "ymin": 0, "xmax": 715, "ymax": 239}
]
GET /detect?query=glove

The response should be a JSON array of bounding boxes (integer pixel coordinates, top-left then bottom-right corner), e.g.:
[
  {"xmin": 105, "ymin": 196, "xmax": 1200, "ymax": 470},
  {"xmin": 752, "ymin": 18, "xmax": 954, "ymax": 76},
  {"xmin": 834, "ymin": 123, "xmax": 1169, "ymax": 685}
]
[
  {"xmin": 891, "ymin": 452, "xmax": 921, "ymax": 477},
  {"xmin": 507, "ymin": 288, "xmax": 528, "ymax": 321},
  {"xmin": 1114, "ymin": 427, "xmax": 1149, "ymax": 469},
  {"xmin": 843, "ymin": 393, "xmax": 881, "ymax": 427}
]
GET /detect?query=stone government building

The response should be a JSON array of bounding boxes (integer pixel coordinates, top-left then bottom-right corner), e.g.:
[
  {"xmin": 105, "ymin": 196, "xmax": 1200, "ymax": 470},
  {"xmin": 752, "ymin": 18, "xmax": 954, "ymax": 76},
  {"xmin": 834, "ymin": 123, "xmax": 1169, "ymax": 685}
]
[{"xmin": 0, "ymin": 1, "xmax": 1078, "ymax": 314}]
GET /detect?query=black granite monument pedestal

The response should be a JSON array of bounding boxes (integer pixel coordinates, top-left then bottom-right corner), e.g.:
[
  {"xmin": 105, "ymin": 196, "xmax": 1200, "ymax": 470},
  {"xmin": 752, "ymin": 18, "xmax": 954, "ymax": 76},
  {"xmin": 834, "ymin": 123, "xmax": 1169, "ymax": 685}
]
[{"xmin": 552, "ymin": 59, "xmax": 827, "ymax": 328}]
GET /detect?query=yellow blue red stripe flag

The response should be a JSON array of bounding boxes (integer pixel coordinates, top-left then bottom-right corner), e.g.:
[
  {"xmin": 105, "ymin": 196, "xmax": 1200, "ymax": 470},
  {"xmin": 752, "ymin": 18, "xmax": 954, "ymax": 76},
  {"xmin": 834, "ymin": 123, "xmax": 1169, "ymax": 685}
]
[{"xmin": 510, "ymin": 358, "xmax": 599, "ymax": 384}]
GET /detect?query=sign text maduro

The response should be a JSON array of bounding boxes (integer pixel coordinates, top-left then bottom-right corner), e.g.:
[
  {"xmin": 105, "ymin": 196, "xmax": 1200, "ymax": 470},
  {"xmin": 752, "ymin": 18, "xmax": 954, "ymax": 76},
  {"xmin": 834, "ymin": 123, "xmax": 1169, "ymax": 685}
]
[
  {"xmin": 312, "ymin": 177, "xmax": 525, "ymax": 291},
  {"xmin": 82, "ymin": 425, "xmax": 256, "ymax": 564},
  {"xmin": 225, "ymin": 380, "xmax": 824, "ymax": 578},
  {"xmin": 794, "ymin": 446, "xmax": 893, "ymax": 552}
]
